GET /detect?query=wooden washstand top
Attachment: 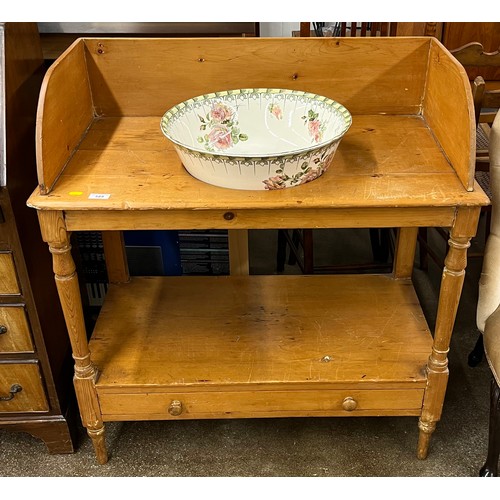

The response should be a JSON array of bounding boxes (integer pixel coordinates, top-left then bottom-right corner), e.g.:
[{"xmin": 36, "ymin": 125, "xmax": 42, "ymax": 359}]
[
  {"xmin": 28, "ymin": 114, "xmax": 489, "ymax": 213},
  {"xmin": 27, "ymin": 37, "xmax": 490, "ymax": 215}
]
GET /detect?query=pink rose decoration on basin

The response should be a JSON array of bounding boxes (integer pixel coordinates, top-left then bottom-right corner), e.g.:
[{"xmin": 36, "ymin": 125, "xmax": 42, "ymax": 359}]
[
  {"xmin": 207, "ymin": 125, "xmax": 232, "ymax": 150},
  {"xmin": 197, "ymin": 101, "xmax": 248, "ymax": 152},
  {"xmin": 308, "ymin": 119, "xmax": 322, "ymax": 142},
  {"xmin": 210, "ymin": 102, "xmax": 234, "ymax": 123},
  {"xmin": 302, "ymin": 109, "xmax": 326, "ymax": 143},
  {"xmin": 263, "ymin": 149, "xmax": 334, "ymax": 190},
  {"xmin": 268, "ymin": 103, "xmax": 283, "ymax": 120},
  {"xmin": 262, "ymin": 175, "xmax": 287, "ymax": 190}
]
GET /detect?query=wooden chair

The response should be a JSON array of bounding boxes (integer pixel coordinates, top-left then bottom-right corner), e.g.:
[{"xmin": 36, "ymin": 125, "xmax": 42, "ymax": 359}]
[
  {"xmin": 299, "ymin": 22, "xmax": 398, "ymax": 38},
  {"xmin": 278, "ymin": 22, "xmax": 397, "ymax": 274},
  {"xmin": 476, "ymin": 110, "xmax": 500, "ymax": 476}
]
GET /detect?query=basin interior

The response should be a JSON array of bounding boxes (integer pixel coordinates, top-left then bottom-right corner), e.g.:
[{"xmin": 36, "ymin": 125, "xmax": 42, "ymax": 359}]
[{"xmin": 162, "ymin": 90, "xmax": 351, "ymax": 156}]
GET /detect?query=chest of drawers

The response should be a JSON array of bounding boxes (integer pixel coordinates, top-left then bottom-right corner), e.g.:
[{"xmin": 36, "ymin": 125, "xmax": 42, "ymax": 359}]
[{"xmin": 0, "ymin": 22, "xmax": 76, "ymax": 453}]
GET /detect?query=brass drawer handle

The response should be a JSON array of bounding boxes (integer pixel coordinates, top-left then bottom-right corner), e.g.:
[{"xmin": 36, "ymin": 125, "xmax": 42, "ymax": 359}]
[
  {"xmin": 0, "ymin": 325, "xmax": 7, "ymax": 335},
  {"xmin": 342, "ymin": 396, "xmax": 357, "ymax": 411},
  {"xmin": 0, "ymin": 384, "xmax": 22, "ymax": 401},
  {"xmin": 168, "ymin": 400, "xmax": 183, "ymax": 416}
]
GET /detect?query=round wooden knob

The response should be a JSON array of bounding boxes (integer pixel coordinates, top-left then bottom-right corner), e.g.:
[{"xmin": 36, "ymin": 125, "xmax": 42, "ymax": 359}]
[
  {"xmin": 342, "ymin": 397, "xmax": 357, "ymax": 411},
  {"xmin": 168, "ymin": 400, "xmax": 183, "ymax": 416},
  {"xmin": 223, "ymin": 212, "xmax": 235, "ymax": 221}
]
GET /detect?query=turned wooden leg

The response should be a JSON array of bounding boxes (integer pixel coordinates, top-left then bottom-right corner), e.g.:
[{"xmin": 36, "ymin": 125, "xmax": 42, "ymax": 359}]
[
  {"xmin": 417, "ymin": 420, "xmax": 436, "ymax": 459},
  {"xmin": 480, "ymin": 377, "xmax": 500, "ymax": 477},
  {"xmin": 417, "ymin": 207, "xmax": 480, "ymax": 459},
  {"xmin": 38, "ymin": 211, "xmax": 108, "ymax": 464}
]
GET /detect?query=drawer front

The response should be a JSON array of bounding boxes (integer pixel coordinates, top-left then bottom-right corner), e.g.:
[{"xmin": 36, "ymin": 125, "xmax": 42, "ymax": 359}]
[
  {"xmin": 0, "ymin": 306, "xmax": 34, "ymax": 353},
  {"xmin": 0, "ymin": 363, "xmax": 49, "ymax": 413},
  {"xmin": 98, "ymin": 388, "xmax": 425, "ymax": 421},
  {"xmin": 0, "ymin": 253, "xmax": 21, "ymax": 295}
]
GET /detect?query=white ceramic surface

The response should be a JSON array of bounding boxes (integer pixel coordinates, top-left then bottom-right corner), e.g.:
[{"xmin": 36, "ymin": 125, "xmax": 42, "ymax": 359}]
[{"xmin": 160, "ymin": 88, "xmax": 352, "ymax": 190}]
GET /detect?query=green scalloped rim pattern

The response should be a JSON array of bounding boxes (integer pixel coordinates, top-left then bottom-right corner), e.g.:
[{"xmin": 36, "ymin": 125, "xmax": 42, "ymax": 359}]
[{"xmin": 160, "ymin": 88, "xmax": 352, "ymax": 161}]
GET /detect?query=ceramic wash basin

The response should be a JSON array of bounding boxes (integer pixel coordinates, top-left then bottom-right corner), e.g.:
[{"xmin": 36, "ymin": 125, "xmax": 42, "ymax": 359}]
[{"xmin": 160, "ymin": 88, "xmax": 351, "ymax": 190}]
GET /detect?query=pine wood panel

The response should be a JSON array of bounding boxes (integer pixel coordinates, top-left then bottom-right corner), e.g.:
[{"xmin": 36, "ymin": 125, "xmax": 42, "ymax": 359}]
[
  {"xmin": 0, "ymin": 306, "xmax": 34, "ymax": 353},
  {"xmin": 62, "ymin": 207, "xmax": 458, "ymax": 232},
  {"xmin": 89, "ymin": 275, "xmax": 433, "ymax": 390},
  {"xmin": 393, "ymin": 227, "xmax": 418, "ymax": 279},
  {"xmin": 27, "ymin": 115, "xmax": 489, "ymax": 213},
  {"xmin": 82, "ymin": 37, "xmax": 429, "ymax": 117},
  {"xmin": 228, "ymin": 230, "xmax": 249, "ymax": 275},
  {"xmin": 0, "ymin": 253, "xmax": 20, "ymax": 295},
  {"xmin": 0, "ymin": 363, "xmax": 49, "ymax": 412},
  {"xmin": 101, "ymin": 231, "xmax": 129, "ymax": 283},
  {"xmin": 36, "ymin": 39, "xmax": 94, "ymax": 194},
  {"xmin": 98, "ymin": 388, "xmax": 425, "ymax": 421},
  {"xmin": 423, "ymin": 39, "xmax": 475, "ymax": 191}
]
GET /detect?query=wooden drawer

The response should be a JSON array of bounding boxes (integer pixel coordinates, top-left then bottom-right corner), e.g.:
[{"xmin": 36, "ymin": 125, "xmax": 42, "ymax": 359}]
[
  {"xmin": 98, "ymin": 388, "xmax": 425, "ymax": 421},
  {"xmin": 0, "ymin": 363, "xmax": 49, "ymax": 412},
  {"xmin": 0, "ymin": 306, "xmax": 34, "ymax": 353},
  {"xmin": 0, "ymin": 253, "xmax": 21, "ymax": 295}
]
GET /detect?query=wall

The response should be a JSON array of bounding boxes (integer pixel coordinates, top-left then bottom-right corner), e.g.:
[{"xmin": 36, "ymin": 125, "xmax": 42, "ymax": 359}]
[{"xmin": 259, "ymin": 23, "xmax": 300, "ymax": 37}]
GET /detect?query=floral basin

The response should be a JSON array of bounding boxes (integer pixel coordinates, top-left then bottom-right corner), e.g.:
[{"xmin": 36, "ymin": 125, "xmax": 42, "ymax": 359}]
[{"xmin": 160, "ymin": 88, "xmax": 352, "ymax": 190}]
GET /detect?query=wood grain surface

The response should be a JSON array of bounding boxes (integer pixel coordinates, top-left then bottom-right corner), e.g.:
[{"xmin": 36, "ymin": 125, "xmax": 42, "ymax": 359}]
[
  {"xmin": 27, "ymin": 115, "xmax": 489, "ymax": 213},
  {"xmin": 82, "ymin": 37, "xmax": 429, "ymax": 117},
  {"xmin": 0, "ymin": 363, "xmax": 48, "ymax": 412},
  {"xmin": 36, "ymin": 39, "xmax": 94, "ymax": 194},
  {"xmin": 0, "ymin": 306, "xmax": 34, "ymax": 353},
  {"xmin": 98, "ymin": 388, "xmax": 425, "ymax": 421},
  {"xmin": 423, "ymin": 39, "xmax": 475, "ymax": 190},
  {"xmin": 0, "ymin": 253, "xmax": 21, "ymax": 295},
  {"xmin": 89, "ymin": 275, "xmax": 433, "ymax": 390}
]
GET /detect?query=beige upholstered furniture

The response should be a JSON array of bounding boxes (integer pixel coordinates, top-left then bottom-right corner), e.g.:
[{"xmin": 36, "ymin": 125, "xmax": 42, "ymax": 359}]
[{"xmin": 477, "ymin": 111, "xmax": 500, "ymax": 476}]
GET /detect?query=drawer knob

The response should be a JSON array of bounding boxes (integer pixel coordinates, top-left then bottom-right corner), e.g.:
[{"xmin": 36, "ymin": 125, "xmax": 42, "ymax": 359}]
[
  {"xmin": 223, "ymin": 212, "xmax": 235, "ymax": 221},
  {"xmin": 342, "ymin": 396, "xmax": 357, "ymax": 411},
  {"xmin": 168, "ymin": 400, "xmax": 183, "ymax": 416},
  {"xmin": 0, "ymin": 384, "xmax": 22, "ymax": 402},
  {"xmin": 0, "ymin": 325, "xmax": 7, "ymax": 335}
]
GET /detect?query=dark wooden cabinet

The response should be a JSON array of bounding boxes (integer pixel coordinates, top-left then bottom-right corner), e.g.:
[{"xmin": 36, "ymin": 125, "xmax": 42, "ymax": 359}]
[
  {"xmin": 441, "ymin": 22, "xmax": 500, "ymax": 81},
  {"xmin": 0, "ymin": 22, "xmax": 76, "ymax": 453}
]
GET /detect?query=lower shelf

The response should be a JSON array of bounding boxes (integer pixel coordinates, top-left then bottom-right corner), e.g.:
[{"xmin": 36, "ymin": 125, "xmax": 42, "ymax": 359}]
[{"xmin": 89, "ymin": 275, "xmax": 433, "ymax": 421}]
